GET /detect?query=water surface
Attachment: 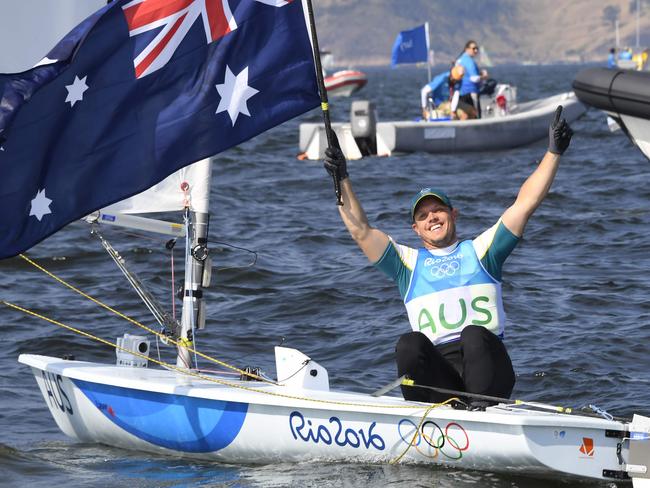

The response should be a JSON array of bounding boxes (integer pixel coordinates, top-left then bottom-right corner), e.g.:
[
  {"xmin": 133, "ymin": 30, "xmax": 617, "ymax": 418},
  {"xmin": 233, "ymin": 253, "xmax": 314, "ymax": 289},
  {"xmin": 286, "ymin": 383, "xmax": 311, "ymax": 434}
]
[{"xmin": 2, "ymin": 64, "xmax": 649, "ymax": 487}]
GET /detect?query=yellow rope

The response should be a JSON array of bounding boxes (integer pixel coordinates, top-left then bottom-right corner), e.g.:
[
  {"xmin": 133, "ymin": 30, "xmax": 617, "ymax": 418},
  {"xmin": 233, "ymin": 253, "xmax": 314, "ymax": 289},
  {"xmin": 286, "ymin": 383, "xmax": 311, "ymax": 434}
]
[
  {"xmin": 12, "ymin": 255, "xmax": 460, "ymax": 411},
  {"xmin": 18, "ymin": 254, "xmax": 271, "ymax": 383},
  {"xmin": 389, "ymin": 398, "xmax": 459, "ymax": 464},
  {"xmin": 6, "ymin": 300, "xmax": 443, "ymax": 410}
]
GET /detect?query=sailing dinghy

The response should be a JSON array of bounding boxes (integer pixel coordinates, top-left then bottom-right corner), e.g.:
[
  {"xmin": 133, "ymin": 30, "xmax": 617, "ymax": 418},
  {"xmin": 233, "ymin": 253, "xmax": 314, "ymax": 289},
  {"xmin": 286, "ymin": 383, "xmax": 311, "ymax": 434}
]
[
  {"xmin": 16, "ymin": 158, "xmax": 650, "ymax": 486},
  {"xmin": 3, "ymin": 0, "xmax": 649, "ymax": 484}
]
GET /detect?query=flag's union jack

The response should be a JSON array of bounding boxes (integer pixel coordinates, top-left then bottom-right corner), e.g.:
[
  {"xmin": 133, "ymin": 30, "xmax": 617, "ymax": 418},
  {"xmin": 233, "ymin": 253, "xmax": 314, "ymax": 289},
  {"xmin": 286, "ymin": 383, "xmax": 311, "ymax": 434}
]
[
  {"xmin": 122, "ymin": 0, "xmax": 292, "ymax": 79},
  {"xmin": 123, "ymin": 0, "xmax": 235, "ymax": 78}
]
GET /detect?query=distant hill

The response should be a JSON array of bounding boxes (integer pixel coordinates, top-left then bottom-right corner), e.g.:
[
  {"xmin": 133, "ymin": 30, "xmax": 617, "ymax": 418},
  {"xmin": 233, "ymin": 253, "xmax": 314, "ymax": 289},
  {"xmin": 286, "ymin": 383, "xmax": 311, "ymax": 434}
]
[{"xmin": 312, "ymin": 0, "xmax": 650, "ymax": 66}]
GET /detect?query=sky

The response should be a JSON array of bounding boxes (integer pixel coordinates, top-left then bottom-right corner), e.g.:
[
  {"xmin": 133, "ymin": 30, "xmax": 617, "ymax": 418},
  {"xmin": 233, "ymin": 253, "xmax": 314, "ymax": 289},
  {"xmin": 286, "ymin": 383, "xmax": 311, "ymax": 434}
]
[{"xmin": 0, "ymin": 0, "xmax": 106, "ymax": 72}]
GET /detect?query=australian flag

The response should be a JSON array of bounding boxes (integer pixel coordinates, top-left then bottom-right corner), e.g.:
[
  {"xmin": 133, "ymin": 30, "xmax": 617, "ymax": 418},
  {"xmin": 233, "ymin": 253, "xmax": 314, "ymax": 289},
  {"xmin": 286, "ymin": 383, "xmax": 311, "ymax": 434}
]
[{"xmin": 0, "ymin": 0, "xmax": 320, "ymax": 259}]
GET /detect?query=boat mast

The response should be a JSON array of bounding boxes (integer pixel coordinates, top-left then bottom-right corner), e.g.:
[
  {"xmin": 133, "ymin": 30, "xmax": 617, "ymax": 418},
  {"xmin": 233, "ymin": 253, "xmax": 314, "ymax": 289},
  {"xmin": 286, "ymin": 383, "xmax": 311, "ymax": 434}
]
[
  {"xmin": 175, "ymin": 159, "xmax": 213, "ymax": 369},
  {"xmin": 176, "ymin": 210, "xmax": 210, "ymax": 368}
]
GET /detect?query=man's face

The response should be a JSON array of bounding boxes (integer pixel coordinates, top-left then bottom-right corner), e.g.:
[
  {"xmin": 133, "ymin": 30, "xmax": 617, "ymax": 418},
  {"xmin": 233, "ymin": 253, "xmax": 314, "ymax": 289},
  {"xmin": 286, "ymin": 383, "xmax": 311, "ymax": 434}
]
[
  {"xmin": 411, "ymin": 197, "xmax": 458, "ymax": 249},
  {"xmin": 466, "ymin": 43, "xmax": 479, "ymax": 57}
]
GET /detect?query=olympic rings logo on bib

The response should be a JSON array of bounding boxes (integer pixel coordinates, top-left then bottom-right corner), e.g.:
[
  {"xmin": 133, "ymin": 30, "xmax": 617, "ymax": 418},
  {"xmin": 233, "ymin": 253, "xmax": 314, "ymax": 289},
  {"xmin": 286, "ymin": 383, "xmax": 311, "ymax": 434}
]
[{"xmin": 430, "ymin": 261, "xmax": 459, "ymax": 278}]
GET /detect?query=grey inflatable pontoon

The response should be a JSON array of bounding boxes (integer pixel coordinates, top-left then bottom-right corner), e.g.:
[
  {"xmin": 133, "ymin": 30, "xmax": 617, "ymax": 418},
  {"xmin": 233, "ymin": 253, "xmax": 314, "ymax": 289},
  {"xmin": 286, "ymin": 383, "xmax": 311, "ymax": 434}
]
[
  {"xmin": 573, "ymin": 67, "xmax": 650, "ymax": 119},
  {"xmin": 298, "ymin": 91, "xmax": 585, "ymax": 159},
  {"xmin": 573, "ymin": 67, "xmax": 650, "ymax": 161}
]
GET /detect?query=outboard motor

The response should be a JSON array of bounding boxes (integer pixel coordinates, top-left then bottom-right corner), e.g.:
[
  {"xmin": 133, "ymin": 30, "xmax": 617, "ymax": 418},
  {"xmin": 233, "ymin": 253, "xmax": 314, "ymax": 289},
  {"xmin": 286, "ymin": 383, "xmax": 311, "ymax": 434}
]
[
  {"xmin": 479, "ymin": 78, "xmax": 498, "ymax": 96},
  {"xmin": 350, "ymin": 100, "xmax": 377, "ymax": 156}
]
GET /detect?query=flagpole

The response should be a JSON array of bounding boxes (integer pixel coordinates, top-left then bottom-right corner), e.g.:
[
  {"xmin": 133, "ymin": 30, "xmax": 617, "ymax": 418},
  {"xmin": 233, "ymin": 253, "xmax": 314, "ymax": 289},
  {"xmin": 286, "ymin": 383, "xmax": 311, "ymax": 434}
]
[
  {"xmin": 425, "ymin": 22, "xmax": 431, "ymax": 83},
  {"xmin": 304, "ymin": 0, "xmax": 342, "ymax": 206}
]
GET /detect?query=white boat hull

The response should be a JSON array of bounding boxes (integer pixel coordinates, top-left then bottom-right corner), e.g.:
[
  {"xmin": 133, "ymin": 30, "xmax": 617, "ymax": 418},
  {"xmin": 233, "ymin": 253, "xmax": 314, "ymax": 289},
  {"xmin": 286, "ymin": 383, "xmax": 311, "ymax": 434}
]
[
  {"xmin": 20, "ymin": 353, "xmax": 650, "ymax": 484},
  {"xmin": 601, "ymin": 112, "xmax": 650, "ymax": 160},
  {"xmin": 298, "ymin": 92, "xmax": 585, "ymax": 160},
  {"xmin": 324, "ymin": 70, "xmax": 367, "ymax": 98},
  {"xmin": 377, "ymin": 92, "xmax": 585, "ymax": 155}
]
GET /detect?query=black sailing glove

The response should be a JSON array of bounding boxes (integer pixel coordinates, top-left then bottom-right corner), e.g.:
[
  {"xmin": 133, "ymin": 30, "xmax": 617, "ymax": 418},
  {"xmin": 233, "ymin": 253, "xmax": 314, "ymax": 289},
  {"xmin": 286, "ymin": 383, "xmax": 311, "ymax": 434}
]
[
  {"xmin": 323, "ymin": 132, "xmax": 348, "ymax": 181},
  {"xmin": 548, "ymin": 105, "xmax": 574, "ymax": 155}
]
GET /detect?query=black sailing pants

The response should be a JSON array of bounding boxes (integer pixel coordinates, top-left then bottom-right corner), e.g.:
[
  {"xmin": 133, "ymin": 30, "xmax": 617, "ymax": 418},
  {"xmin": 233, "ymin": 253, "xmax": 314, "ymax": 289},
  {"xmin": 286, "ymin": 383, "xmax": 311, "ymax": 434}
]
[{"xmin": 395, "ymin": 326, "xmax": 515, "ymax": 403}]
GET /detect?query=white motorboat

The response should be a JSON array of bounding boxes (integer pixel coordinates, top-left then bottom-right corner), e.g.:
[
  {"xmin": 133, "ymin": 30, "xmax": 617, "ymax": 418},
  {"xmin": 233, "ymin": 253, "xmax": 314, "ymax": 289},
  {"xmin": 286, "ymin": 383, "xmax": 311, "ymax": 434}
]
[
  {"xmin": 324, "ymin": 69, "xmax": 368, "ymax": 97},
  {"xmin": 298, "ymin": 89, "xmax": 586, "ymax": 160}
]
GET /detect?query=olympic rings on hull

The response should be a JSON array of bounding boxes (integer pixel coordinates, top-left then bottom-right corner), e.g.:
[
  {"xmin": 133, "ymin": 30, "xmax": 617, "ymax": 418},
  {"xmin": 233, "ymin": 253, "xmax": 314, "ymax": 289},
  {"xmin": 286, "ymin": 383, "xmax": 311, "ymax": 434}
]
[{"xmin": 397, "ymin": 418, "xmax": 470, "ymax": 459}]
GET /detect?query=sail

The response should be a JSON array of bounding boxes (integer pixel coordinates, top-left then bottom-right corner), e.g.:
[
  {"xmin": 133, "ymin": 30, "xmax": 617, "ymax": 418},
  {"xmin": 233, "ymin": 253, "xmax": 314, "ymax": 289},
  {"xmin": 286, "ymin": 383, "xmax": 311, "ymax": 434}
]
[
  {"xmin": 103, "ymin": 159, "xmax": 211, "ymax": 215},
  {"xmin": 0, "ymin": 0, "xmax": 106, "ymax": 72},
  {"xmin": 479, "ymin": 46, "xmax": 494, "ymax": 68}
]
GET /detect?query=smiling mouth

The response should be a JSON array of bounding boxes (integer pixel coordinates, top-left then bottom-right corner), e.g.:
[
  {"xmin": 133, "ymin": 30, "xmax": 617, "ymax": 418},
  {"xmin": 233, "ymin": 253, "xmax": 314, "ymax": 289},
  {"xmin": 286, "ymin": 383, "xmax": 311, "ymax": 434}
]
[{"xmin": 429, "ymin": 223, "xmax": 442, "ymax": 231}]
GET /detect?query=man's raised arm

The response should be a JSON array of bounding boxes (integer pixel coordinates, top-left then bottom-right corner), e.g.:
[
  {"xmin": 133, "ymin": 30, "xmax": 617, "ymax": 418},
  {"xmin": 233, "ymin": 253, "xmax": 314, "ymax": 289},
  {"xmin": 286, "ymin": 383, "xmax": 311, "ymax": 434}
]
[
  {"xmin": 502, "ymin": 106, "xmax": 574, "ymax": 237},
  {"xmin": 324, "ymin": 143, "xmax": 389, "ymax": 263}
]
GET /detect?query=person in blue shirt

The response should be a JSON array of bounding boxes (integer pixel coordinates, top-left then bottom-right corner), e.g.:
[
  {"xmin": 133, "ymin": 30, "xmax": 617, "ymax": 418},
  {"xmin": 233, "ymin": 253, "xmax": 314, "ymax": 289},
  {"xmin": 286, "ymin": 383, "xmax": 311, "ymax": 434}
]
[
  {"xmin": 456, "ymin": 40, "xmax": 488, "ymax": 118},
  {"xmin": 607, "ymin": 48, "xmax": 617, "ymax": 68},
  {"xmin": 420, "ymin": 66, "xmax": 476, "ymax": 120},
  {"xmin": 323, "ymin": 107, "xmax": 573, "ymax": 408},
  {"xmin": 420, "ymin": 70, "xmax": 453, "ymax": 119}
]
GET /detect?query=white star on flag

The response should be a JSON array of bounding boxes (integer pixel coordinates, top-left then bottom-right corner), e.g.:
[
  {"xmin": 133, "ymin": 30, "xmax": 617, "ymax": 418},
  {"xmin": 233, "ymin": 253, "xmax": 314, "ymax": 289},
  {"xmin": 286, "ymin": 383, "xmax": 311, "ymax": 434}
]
[
  {"xmin": 65, "ymin": 75, "xmax": 89, "ymax": 107},
  {"xmin": 215, "ymin": 66, "xmax": 259, "ymax": 126},
  {"xmin": 29, "ymin": 189, "xmax": 53, "ymax": 221}
]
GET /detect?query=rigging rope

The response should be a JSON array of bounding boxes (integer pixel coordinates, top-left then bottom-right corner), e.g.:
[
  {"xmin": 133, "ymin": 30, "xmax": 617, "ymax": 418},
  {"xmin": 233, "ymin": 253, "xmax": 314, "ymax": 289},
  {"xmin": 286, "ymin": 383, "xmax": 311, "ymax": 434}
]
[
  {"xmin": 5, "ymin": 300, "xmax": 436, "ymax": 411},
  {"xmin": 94, "ymin": 229, "xmax": 174, "ymax": 334},
  {"xmin": 210, "ymin": 240, "xmax": 258, "ymax": 272},
  {"xmin": 17, "ymin": 253, "xmax": 272, "ymax": 384},
  {"xmin": 13, "ymin": 255, "xmax": 611, "ymax": 422},
  {"xmin": 389, "ymin": 400, "xmax": 459, "ymax": 464}
]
